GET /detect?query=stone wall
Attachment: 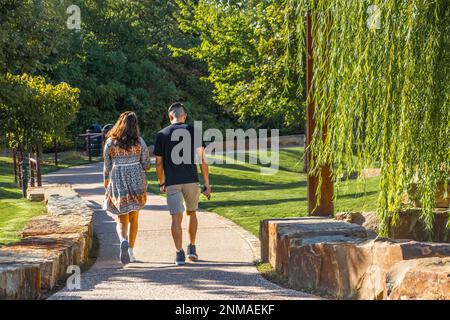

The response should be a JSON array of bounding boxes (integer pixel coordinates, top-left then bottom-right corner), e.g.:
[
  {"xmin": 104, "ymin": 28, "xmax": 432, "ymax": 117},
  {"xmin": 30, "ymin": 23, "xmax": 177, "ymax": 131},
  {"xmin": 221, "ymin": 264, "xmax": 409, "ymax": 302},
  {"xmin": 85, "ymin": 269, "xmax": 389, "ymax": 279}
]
[
  {"xmin": 260, "ymin": 217, "xmax": 450, "ymax": 300},
  {"xmin": 0, "ymin": 186, "xmax": 94, "ymax": 300},
  {"xmin": 260, "ymin": 217, "xmax": 367, "ymax": 276}
]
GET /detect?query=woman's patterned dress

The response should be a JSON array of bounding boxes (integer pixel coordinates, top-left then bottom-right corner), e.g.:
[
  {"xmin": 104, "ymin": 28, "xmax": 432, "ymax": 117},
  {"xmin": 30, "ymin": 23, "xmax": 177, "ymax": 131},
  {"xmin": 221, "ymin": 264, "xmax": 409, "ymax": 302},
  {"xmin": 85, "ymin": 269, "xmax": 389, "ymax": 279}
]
[{"xmin": 103, "ymin": 137, "xmax": 151, "ymax": 215}]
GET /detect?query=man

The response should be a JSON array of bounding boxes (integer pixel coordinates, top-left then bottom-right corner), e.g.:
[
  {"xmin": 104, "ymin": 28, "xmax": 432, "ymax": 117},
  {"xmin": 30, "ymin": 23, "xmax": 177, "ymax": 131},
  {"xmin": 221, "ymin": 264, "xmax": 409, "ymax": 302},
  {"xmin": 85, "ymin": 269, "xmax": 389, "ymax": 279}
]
[{"xmin": 153, "ymin": 102, "xmax": 211, "ymax": 265}]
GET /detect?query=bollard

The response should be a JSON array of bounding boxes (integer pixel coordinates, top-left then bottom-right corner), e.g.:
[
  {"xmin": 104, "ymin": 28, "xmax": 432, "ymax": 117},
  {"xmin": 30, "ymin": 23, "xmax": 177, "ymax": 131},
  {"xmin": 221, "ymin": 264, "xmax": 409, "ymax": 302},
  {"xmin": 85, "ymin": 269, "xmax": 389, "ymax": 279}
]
[
  {"xmin": 20, "ymin": 158, "xmax": 29, "ymax": 198},
  {"xmin": 87, "ymin": 135, "xmax": 92, "ymax": 161}
]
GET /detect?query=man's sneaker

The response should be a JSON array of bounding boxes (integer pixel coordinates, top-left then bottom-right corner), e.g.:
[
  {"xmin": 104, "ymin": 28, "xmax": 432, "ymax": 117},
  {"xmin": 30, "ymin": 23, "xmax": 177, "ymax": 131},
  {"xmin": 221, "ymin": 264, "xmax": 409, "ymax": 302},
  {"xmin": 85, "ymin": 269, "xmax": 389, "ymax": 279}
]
[
  {"xmin": 175, "ymin": 250, "xmax": 186, "ymax": 266},
  {"xmin": 187, "ymin": 244, "xmax": 198, "ymax": 261},
  {"xmin": 128, "ymin": 247, "xmax": 137, "ymax": 263},
  {"xmin": 120, "ymin": 239, "xmax": 130, "ymax": 264}
]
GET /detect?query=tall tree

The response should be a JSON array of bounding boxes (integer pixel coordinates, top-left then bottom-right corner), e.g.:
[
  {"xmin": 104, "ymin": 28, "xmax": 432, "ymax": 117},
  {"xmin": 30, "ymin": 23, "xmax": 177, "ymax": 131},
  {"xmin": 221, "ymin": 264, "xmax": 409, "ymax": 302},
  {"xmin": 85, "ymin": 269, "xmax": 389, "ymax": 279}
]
[
  {"xmin": 0, "ymin": 0, "xmax": 69, "ymax": 74},
  {"xmin": 0, "ymin": 73, "xmax": 80, "ymax": 151},
  {"xmin": 174, "ymin": 0, "xmax": 305, "ymax": 132},
  {"xmin": 285, "ymin": 0, "xmax": 450, "ymax": 235},
  {"xmin": 49, "ymin": 0, "xmax": 229, "ymax": 142}
]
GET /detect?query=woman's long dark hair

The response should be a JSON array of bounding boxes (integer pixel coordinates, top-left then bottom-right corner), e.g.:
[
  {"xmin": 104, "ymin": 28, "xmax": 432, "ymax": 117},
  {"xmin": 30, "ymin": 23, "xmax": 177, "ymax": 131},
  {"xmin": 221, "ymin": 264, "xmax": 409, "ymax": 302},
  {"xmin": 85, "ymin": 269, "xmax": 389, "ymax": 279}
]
[{"xmin": 107, "ymin": 111, "xmax": 140, "ymax": 150}]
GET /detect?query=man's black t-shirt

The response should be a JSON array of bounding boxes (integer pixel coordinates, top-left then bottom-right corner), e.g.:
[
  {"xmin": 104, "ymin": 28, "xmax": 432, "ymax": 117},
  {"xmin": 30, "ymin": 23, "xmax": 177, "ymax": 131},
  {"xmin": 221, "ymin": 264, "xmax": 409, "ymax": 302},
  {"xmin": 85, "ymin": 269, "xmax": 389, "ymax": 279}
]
[{"xmin": 153, "ymin": 123, "xmax": 205, "ymax": 186}]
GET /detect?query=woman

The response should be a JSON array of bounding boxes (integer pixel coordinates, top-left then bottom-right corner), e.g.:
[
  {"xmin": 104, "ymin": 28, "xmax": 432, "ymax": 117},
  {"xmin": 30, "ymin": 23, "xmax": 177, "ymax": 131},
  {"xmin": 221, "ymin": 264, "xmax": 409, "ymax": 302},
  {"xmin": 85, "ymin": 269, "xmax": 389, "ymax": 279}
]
[{"xmin": 103, "ymin": 111, "xmax": 151, "ymax": 264}]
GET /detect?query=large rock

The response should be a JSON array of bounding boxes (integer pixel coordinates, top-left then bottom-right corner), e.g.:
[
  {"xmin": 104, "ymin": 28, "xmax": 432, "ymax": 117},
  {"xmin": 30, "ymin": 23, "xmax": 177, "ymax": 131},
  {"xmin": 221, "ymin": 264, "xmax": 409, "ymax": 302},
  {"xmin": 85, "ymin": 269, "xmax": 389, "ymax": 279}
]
[
  {"xmin": 46, "ymin": 194, "xmax": 91, "ymax": 216},
  {"xmin": 287, "ymin": 238, "xmax": 450, "ymax": 299},
  {"xmin": 260, "ymin": 217, "xmax": 367, "ymax": 275},
  {"xmin": 387, "ymin": 257, "xmax": 450, "ymax": 300},
  {"xmin": 0, "ymin": 262, "xmax": 41, "ymax": 300},
  {"xmin": 0, "ymin": 232, "xmax": 91, "ymax": 291},
  {"xmin": 335, "ymin": 211, "xmax": 379, "ymax": 238},
  {"xmin": 388, "ymin": 208, "xmax": 449, "ymax": 243},
  {"xmin": 335, "ymin": 209, "xmax": 450, "ymax": 243},
  {"xmin": 0, "ymin": 249, "xmax": 57, "ymax": 292},
  {"xmin": 26, "ymin": 184, "xmax": 77, "ymax": 203},
  {"xmin": 407, "ymin": 182, "xmax": 450, "ymax": 208},
  {"xmin": 21, "ymin": 211, "xmax": 92, "ymax": 239}
]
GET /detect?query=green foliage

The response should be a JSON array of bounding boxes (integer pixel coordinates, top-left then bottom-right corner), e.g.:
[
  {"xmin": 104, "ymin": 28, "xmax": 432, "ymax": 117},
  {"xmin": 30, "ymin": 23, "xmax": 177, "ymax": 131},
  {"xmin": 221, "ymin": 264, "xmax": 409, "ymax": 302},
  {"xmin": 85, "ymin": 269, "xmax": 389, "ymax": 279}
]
[
  {"xmin": 48, "ymin": 0, "xmax": 230, "ymax": 142},
  {"xmin": 0, "ymin": 0, "xmax": 70, "ymax": 74},
  {"xmin": 285, "ymin": 0, "xmax": 450, "ymax": 235},
  {"xmin": 0, "ymin": 73, "xmax": 80, "ymax": 151},
  {"xmin": 174, "ymin": 0, "xmax": 304, "ymax": 132}
]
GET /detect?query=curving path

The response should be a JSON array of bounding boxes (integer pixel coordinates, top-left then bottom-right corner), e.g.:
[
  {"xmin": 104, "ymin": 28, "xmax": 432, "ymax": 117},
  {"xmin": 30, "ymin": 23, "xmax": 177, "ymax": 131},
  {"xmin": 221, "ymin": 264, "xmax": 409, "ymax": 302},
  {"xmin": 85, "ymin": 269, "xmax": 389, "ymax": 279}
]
[{"xmin": 44, "ymin": 162, "xmax": 316, "ymax": 300}]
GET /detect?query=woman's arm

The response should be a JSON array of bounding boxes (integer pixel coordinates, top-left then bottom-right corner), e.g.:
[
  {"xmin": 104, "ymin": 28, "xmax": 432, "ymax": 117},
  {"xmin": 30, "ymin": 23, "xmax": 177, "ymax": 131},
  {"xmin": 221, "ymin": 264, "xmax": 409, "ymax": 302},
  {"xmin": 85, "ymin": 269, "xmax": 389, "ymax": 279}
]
[
  {"xmin": 140, "ymin": 137, "xmax": 151, "ymax": 171},
  {"xmin": 103, "ymin": 139, "xmax": 112, "ymax": 188}
]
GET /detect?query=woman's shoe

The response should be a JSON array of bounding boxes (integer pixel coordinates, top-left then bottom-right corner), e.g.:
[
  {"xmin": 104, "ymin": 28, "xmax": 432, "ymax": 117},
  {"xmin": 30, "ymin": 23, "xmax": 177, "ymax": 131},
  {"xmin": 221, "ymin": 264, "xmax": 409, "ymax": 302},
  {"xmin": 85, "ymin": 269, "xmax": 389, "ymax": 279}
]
[
  {"xmin": 120, "ymin": 239, "xmax": 130, "ymax": 264},
  {"xmin": 187, "ymin": 244, "xmax": 198, "ymax": 261},
  {"xmin": 128, "ymin": 247, "xmax": 137, "ymax": 262},
  {"xmin": 175, "ymin": 250, "xmax": 186, "ymax": 266}
]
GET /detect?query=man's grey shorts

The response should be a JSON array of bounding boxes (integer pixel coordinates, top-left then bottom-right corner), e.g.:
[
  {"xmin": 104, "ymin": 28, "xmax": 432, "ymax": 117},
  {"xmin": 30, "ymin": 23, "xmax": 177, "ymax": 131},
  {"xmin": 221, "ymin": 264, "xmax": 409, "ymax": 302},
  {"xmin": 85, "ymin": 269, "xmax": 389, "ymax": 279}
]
[{"xmin": 166, "ymin": 182, "xmax": 201, "ymax": 215}]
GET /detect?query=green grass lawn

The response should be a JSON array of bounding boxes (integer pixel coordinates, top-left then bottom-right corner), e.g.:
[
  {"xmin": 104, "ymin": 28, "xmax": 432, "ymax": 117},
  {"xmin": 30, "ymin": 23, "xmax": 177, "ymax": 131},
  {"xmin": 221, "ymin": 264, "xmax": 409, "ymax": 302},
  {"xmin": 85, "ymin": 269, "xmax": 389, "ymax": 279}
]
[
  {"xmin": 0, "ymin": 151, "xmax": 101, "ymax": 245},
  {"xmin": 0, "ymin": 156, "xmax": 45, "ymax": 245},
  {"xmin": 147, "ymin": 147, "xmax": 380, "ymax": 236}
]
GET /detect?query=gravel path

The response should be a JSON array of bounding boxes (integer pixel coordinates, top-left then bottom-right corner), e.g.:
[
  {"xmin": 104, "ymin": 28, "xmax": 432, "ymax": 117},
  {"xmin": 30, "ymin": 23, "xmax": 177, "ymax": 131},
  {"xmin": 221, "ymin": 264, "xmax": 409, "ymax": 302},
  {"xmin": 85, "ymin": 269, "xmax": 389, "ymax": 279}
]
[{"xmin": 45, "ymin": 162, "xmax": 316, "ymax": 300}]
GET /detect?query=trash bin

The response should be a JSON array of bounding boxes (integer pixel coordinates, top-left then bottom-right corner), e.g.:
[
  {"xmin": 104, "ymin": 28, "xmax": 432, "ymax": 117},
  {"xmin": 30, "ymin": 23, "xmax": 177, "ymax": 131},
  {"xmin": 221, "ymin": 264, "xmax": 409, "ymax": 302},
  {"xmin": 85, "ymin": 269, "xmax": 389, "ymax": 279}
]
[{"xmin": 86, "ymin": 124, "xmax": 103, "ymax": 157}]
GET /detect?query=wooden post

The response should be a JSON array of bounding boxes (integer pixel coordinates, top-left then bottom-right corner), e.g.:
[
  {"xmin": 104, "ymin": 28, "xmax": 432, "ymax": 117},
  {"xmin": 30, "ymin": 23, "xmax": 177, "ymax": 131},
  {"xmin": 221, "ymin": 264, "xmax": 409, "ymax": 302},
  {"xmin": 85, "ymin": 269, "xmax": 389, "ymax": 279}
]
[
  {"xmin": 306, "ymin": 10, "xmax": 334, "ymax": 216},
  {"xmin": 87, "ymin": 134, "xmax": 92, "ymax": 162},
  {"xmin": 13, "ymin": 148, "xmax": 18, "ymax": 184},
  {"xmin": 20, "ymin": 155, "xmax": 28, "ymax": 198},
  {"xmin": 36, "ymin": 144, "xmax": 42, "ymax": 187},
  {"xmin": 29, "ymin": 148, "xmax": 35, "ymax": 188},
  {"xmin": 54, "ymin": 138, "xmax": 58, "ymax": 167},
  {"xmin": 17, "ymin": 149, "xmax": 23, "ymax": 189}
]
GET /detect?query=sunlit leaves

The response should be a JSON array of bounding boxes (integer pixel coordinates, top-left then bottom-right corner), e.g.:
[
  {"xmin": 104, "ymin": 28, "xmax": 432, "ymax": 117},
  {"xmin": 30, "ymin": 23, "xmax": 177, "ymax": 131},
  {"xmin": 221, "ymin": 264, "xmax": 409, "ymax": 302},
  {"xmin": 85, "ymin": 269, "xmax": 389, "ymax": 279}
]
[
  {"xmin": 0, "ymin": 73, "xmax": 80, "ymax": 150},
  {"xmin": 174, "ymin": 0, "xmax": 305, "ymax": 131}
]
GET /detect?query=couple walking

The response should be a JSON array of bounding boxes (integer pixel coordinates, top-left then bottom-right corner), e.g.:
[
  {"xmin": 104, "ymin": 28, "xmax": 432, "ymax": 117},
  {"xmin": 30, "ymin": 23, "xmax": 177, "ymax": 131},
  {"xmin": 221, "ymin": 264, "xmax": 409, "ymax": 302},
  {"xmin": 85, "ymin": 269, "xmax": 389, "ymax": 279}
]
[{"xmin": 102, "ymin": 102, "xmax": 211, "ymax": 265}]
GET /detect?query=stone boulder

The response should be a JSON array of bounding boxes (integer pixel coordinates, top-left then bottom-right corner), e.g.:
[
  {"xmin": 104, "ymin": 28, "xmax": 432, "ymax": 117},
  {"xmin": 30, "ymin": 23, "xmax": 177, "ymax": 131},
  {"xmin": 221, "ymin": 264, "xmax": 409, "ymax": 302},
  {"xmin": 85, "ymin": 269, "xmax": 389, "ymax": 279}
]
[
  {"xmin": 335, "ymin": 211, "xmax": 379, "ymax": 238},
  {"xmin": 386, "ymin": 257, "xmax": 450, "ymax": 300},
  {"xmin": 46, "ymin": 194, "xmax": 91, "ymax": 216},
  {"xmin": 406, "ymin": 182, "xmax": 450, "ymax": 208},
  {"xmin": 26, "ymin": 184, "xmax": 77, "ymax": 203},
  {"xmin": 287, "ymin": 238, "xmax": 450, "ymax": 299},
  {"xmin": 0, "ymin": 257, "xmax": 41, "ymax": 300},
  {"xmin": 260, "ymin": 217, "xmax": 367, "ymax": 275},
  {"xmin": 335, "ymin": 209, "xmax": 450, "ymax": 243},
  {"xmin": 388, "ymin": 208, "xmax": 449, "ymax": 243}
]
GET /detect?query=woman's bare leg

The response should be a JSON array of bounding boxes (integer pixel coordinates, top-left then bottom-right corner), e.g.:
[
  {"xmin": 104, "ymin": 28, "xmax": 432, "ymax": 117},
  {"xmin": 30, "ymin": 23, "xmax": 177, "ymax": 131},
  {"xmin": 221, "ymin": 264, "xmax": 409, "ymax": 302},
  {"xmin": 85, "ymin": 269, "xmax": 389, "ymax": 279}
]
[
  {"xmin": 117, "ymin": 214, "xmax": 130, "ymax": 241},
  {"xmin": 128, "ymin": 211, "xmax": 139, "ymax": 248}
]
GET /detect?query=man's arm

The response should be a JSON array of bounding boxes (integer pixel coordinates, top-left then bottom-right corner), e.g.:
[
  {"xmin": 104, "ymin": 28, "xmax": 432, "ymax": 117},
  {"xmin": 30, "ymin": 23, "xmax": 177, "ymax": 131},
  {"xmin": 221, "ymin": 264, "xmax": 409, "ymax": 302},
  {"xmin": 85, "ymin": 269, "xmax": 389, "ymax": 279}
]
[
  {"xmin": 155, "ymin": 156, "xmax": 166, "ymax": 193},
  {"xmin": 196, "ymin": 146, "xmax": 211, "ymax": 196}
]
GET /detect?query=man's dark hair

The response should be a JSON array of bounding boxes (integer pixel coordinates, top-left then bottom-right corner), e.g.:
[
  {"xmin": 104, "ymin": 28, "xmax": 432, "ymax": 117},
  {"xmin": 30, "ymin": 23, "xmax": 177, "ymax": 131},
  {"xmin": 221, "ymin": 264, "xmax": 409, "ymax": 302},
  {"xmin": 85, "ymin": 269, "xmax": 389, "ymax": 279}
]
[{"xmin": 168, "ymin": 102, "xmax": 186, "ymax": 118}]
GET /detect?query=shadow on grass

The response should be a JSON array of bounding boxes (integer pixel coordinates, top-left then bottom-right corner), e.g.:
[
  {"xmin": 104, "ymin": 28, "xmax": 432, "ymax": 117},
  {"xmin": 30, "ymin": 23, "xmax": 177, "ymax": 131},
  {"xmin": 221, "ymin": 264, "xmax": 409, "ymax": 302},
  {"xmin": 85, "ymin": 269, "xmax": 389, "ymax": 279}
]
[
  {"xmin": 336, "ymin": 190, "xmax": 378, "ymax": 199},
  {"xmin": 0, "ymin": 188, "xmax": 22, "ymax": 199},
  {"xmin": 206, "ymin": 173, "xmax": 306, "ymax": 192}
]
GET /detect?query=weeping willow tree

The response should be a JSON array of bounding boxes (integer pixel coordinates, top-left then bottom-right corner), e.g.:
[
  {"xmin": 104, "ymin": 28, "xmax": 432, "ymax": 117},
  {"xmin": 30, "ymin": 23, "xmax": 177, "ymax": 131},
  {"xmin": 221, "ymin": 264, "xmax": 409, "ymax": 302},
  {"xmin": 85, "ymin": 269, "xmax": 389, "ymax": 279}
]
[{"xmin": 285, "ymin": 0, "xmax": 450, "ymax": 236}]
